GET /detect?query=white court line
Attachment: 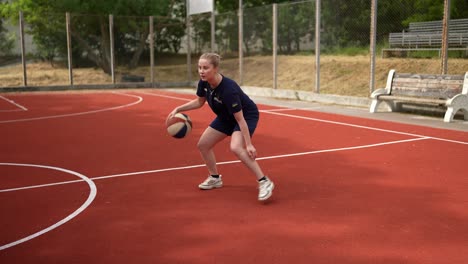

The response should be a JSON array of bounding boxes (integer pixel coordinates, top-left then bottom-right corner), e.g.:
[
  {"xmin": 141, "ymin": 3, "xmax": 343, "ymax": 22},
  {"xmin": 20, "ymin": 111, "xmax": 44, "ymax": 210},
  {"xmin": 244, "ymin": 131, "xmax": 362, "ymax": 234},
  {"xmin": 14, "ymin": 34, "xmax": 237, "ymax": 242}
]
[
  {"xmin": 0, "ymin": 179, "xmax": 85, "ymax": 193},
  {"xmin": 0, "ymin": 109, "xmax": 25, "ymax": 113},
  {"xmin": 260, "ymin": 108, "xmax": 297, "ymax": 113},
  {"xmin": 136, "ymin": 91, "xmax": 193, "ymax": 102},
  {"xmin": 143, "ymin": 91, "xmax": 467, "ymax": 145},
  {"xmin": 0, "ymin": 95, "xmax": 28, "ymax": 111},
  {"xmin": 0, "ymin": 163, "xmax": 97, "ymax": 251},
  {"xmin": 0, "ymin": 92, "xmax": 143, "ymax": 124},
  {"xmin": 0, "ymin": 137, "xmax": 430, "ymax": 194},
  {"xmin": 262, "ymin": 110, "xmax": 468, "ymax": 145},
  {"xmin": 92, "ymin": 137, "xmax": 431, "ymax": 180}
]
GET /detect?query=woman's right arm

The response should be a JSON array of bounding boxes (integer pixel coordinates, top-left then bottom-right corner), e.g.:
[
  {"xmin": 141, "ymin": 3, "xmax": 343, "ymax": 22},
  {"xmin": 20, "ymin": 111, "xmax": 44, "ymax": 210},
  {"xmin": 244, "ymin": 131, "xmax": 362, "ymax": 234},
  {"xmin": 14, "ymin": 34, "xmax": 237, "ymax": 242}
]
[{"xmin": 167, "ymin": 97, "xmax": 206, "ymax": 119}]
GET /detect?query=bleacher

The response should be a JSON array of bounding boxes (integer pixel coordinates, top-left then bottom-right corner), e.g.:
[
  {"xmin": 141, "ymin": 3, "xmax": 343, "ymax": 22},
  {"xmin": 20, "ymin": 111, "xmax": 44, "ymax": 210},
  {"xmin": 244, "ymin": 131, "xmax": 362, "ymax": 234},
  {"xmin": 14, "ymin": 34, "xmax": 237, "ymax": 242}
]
[{"xmin": 383, "ymin": 18, "xmax": 468, "ymax": 57}]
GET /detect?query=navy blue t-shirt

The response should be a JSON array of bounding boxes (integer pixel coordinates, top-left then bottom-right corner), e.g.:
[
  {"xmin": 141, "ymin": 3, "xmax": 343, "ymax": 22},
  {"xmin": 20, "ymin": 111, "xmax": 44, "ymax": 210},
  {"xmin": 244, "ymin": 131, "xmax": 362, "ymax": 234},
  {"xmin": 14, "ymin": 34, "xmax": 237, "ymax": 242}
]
[{"xmin": 196, "ymin": 76, "xmax": 259, "ymax": 122}]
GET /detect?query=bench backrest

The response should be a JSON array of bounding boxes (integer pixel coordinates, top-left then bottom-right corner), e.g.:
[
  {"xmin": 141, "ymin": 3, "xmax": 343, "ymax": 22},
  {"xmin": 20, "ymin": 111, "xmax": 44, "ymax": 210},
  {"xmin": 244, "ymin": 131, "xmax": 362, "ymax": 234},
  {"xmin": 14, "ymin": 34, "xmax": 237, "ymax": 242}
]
[
  {"xmin": 388, "ymin": 32, "xmax": 468, "ymax": 48},
  {"xmin": 388, "ymin": 18, "xmax": 468, "ymax": 48},
  {"xmin": 408, "ymin": 19, "xmax": 468, "ymax": 34},
  {"xmin": 390, "ymin": 72, "xmax": 466, "ymax": 99}
]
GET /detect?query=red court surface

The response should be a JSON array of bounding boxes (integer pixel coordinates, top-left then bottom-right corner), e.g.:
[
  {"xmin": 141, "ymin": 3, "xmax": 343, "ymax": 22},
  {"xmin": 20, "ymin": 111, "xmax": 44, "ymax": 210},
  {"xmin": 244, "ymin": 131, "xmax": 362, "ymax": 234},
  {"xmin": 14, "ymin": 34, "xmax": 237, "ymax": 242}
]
[{"xmin": 1, "ymin": 90, "xmax": 467, "ymax": 264}]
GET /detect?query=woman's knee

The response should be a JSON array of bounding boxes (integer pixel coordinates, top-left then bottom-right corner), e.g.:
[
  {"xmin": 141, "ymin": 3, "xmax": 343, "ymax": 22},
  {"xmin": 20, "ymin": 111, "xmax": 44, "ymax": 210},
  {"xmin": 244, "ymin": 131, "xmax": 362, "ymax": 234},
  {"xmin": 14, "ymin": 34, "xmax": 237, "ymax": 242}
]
[
  {"xmin": 230, "ymin": 132, "xmax": 245, "ymax": 156},
  {"xmin": 230, "ymin": 141, "xmax": 243, "ymax": 156},
  {"xmin": 197, "ymin": 138, "xmax": 210, "ymax": 152},
  {"xmin": 198, "ymin": 128, "xmax": 225, "ymax": 152}
]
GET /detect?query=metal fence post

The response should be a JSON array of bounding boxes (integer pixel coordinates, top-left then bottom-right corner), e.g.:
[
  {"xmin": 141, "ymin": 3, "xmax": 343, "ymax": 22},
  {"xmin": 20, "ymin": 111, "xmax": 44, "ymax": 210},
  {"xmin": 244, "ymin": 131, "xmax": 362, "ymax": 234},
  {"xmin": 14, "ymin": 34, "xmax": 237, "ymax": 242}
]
[
  {"xmin": 186, "ymin": 0, "xmax": 192, "ymax": 84},
  {"xmin": 441, "ymin": 0, "xmax": 450, "ymax": 74},
  {"xmin": 19, "ymin": 11, "xmax": 27, "ymax": 87},
  {"xmin": 315, "ymin": 0, "xmax": 320, "ymax": 93},
  {"xmin": 369, "ymin": 0, "xmax": 377, "ymax": 94},
  {"xmin": 66, "ymin": 12, "xmax": 73, "ymax": 86},
  {"xmin": 109, "ymin": 14, "xmax": 115, "ymax": 84},
  {"xmin": 272, "ymin": 4, "xmax": 277, "ymax": 90},
  {"xmin": 149, "ymin": 16, "xmax": 155, "ymax": 86},
  {"xmin": 238, "ymin": 0, "xmax": 243, "ymax": 85},
  {"xmin": 211, "ymin": 5, "xmax": 215, "ymax": 52}
]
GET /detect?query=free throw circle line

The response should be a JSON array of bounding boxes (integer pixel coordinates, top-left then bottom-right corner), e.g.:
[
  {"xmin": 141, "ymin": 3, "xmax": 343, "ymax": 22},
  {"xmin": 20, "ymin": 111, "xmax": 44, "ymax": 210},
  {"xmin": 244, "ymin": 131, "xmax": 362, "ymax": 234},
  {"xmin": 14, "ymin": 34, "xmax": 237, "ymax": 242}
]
[
  {"xmin": 0, "ymin": 163, "xmax": 97, "ymax": 251},
  {"xmin": 0, "ymin": 92, "xmax": 142, "ymax": 124},
  {"xmin": 0, "ymin": 95, "xmax": 28, "ymax": 111}
]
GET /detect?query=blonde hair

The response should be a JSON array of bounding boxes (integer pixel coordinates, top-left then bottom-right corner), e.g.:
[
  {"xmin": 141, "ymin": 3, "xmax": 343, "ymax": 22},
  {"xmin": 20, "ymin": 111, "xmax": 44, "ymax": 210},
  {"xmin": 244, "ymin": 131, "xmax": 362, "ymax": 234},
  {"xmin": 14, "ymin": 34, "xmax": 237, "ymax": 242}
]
[{"xmin": 199, "ymin": 53, "xmax": 221, "ymax": 68}]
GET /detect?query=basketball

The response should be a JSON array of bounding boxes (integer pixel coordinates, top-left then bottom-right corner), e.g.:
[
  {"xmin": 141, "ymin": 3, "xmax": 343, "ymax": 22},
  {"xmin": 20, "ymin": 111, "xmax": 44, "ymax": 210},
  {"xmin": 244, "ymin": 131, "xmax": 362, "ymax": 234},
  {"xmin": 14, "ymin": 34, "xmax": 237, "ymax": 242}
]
[{"xmin": 166, "ymin": 113, "xmax": 192, "ymax": 138}]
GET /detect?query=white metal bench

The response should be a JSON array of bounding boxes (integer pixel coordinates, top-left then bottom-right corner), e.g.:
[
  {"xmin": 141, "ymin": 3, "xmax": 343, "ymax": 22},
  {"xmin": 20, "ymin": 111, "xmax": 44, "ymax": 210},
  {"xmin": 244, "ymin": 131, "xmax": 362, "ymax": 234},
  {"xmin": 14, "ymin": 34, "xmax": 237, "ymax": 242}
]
[{"xmin": 369, "ymin": 69, "xmax": 468, "ymax": 122}]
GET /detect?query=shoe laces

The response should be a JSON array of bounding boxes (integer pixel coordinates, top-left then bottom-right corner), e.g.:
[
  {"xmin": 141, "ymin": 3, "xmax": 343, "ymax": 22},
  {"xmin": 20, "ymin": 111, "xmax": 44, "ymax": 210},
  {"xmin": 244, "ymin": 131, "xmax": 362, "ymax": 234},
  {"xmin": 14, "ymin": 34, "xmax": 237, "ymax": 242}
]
[{"xmin": 259, "ymin": 179, "xmax": 270, "ymax": 190}]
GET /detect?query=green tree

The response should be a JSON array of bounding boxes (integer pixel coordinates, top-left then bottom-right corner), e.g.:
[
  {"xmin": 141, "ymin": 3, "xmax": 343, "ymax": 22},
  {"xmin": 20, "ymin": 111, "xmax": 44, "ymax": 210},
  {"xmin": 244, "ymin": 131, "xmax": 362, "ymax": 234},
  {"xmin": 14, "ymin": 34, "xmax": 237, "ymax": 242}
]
[
  {"xmin": 405, "ymin": 0, "xmax": 468, "ymax": 23},
  {"xmin": 0, "ymin": 0, "xmax": 186, "ymax": 73},
  {"xmin": 62, "ymin": 0, "xmax": 185, "ymax": 72},
  {"xmin": 320, "ymin": 0, "xmax": 370, "ymax": 49},
  {"xmin": 451, "ymin": 0, "xmax": 468, "ymax": 18},
  {"xmin": 277, "ymin": 1, "xmax": 314, "ymax": 54},
  {"xmin": 404, "ymin": 0, "xmax": 444, "ymax": 23},
  {"xmin": 0, "ymin": 0, "xmax": 15, "ymax": 57},
  {"xmin": 1, "ymin": 0, "xmax": 63, "ymax": 61},
  {"xmin": 214, "ymin": 0, "xmax": 294, "ymax": 55},
  {"xmin": 377, "ymin": 0, "xmax": 415, "ymax": 37},
  {"xmin": 0, "ymin": 18, "xmax": 15, "ymax": 57}
]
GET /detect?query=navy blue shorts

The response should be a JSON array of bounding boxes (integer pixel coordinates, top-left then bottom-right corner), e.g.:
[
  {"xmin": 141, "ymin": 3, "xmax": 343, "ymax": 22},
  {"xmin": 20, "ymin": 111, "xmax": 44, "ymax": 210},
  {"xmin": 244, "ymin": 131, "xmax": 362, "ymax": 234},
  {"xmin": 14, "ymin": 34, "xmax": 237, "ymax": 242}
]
[{"xmin": 209, "ymin": 114, "xmax": 259, "ymax": 136}]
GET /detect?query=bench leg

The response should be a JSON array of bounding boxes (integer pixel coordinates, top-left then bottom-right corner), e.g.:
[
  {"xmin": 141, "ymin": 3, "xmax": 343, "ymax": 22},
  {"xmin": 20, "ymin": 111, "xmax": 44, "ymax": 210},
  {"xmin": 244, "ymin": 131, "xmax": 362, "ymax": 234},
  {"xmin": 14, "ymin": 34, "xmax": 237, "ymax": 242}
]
[
  {"xmin": 444, "ymin": 94, "xmax": 468, "ymax": 122},
  {"xmin": 370, "ymin": 99, "xmax": 395, "ymax": 113},
  {"xmin": 444, "ymin": 108, "xmax": 456, "ymax": 123},
  {"xmin": 444, "ymin": 108, "xmax": 468, "ymax": 122},
  {"xmin": 369, "ymin": 99, "xmax": 380, "ymax": 113}
]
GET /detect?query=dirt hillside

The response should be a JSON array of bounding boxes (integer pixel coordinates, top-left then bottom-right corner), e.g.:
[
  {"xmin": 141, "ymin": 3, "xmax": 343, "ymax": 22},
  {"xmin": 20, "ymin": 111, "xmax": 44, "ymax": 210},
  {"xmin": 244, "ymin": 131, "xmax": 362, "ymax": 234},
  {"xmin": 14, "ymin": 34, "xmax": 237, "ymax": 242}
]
[{"xmin": 1, "ymin": 55, "xmax": 467, "ymax": 97}]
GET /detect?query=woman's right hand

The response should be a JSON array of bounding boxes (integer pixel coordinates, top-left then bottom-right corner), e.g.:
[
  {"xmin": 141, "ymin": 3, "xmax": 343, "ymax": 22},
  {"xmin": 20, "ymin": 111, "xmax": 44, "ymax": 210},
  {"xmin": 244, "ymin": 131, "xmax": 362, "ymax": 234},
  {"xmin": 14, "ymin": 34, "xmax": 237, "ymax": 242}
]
[
  {"xmin": 166, "ymin": 109, "xmax": 178, "ymax": 123},
  {"xmin": 166, "ymin": 98, "xmax": 203, "ymax": 123}
]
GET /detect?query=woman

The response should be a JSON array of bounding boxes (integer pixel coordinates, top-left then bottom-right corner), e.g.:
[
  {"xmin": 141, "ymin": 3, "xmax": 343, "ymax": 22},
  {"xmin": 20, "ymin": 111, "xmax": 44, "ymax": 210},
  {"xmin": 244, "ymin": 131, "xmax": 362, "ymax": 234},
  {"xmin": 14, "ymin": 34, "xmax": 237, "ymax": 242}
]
[{"xmin": 167, "ymin": 53, "xmax": 274, "ymax": 201}]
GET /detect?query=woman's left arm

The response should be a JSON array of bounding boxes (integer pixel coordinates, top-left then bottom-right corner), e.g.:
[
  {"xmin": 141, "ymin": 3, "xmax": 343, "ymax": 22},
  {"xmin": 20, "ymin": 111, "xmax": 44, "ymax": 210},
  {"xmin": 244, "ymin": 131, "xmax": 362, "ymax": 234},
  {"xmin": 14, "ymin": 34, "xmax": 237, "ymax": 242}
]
[{"xmin": 233, "ymin": 110, "xmax": 257, "ymax": 159}]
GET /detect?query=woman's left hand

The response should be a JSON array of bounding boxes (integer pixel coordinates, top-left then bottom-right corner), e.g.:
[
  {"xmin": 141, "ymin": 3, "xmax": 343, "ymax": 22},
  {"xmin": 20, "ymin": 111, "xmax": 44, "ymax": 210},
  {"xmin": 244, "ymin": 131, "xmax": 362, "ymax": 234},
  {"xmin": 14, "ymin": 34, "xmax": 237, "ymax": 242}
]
[{"xmin": 246, "ymin": 144, "xmax": 257, "ymax": 160}]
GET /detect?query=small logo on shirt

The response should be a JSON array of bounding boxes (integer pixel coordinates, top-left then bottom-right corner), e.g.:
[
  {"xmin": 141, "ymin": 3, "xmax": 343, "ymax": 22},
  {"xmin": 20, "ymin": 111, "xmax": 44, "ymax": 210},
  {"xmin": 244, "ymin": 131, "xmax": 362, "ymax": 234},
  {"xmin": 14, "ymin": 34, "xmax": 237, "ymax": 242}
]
[
  {"xmin": 214, "ymin": 97, "xmax": 222, "ymax": 104},
  {"xmin": 232, "ymin": 103, "xmax": 238, "ymax": 108}
]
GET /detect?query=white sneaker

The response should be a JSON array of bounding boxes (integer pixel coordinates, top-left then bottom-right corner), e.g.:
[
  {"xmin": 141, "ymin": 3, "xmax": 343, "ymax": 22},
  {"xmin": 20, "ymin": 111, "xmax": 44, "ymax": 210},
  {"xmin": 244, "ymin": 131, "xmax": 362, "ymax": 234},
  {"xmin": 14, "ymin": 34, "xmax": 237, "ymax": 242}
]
[
  {"xmin": 198, "ymin": 175, "xmax": 223, "ymax": 190},
  {"xmin": 258, "ymin": 177, "xmax": 274, "ymax": 201}
]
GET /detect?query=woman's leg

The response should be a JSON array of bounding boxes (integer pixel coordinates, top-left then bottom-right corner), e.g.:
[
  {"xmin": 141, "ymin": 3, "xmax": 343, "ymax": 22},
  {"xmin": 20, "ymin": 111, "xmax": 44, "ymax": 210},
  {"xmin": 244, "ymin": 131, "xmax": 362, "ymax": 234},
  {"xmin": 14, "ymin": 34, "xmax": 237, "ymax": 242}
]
[
  {"xmin": 230, "ymin": 131, "xmax": 264, "ymax": 180},
  {"xmin": 197, "ymin": 126, "xmax": 227, "ymax": 175}
]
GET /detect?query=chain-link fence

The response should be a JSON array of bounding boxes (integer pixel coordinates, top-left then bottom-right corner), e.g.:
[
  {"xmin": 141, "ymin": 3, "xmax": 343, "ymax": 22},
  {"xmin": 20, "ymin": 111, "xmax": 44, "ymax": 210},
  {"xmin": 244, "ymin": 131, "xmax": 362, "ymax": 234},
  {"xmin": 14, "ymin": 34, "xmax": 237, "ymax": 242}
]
[
  {"xmin": 375, "ymin": 0, "xmax": 468, "ymax": 92},
  {"xmin": 1, "ymin": 0, "xmax": 467, "ymax": 97},
  {"xmin": 70, "ymin": 14, "xmax": 112, "ymax": 85}
]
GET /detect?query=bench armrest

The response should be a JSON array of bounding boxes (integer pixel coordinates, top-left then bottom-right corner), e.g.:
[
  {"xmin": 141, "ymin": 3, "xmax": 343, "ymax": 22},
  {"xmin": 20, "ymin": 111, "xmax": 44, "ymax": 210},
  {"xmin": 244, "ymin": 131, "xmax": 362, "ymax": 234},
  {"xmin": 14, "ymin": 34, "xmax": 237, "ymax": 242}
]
[
  {"xmin": 370, "ymin": 69, "xmax": 396, "ymax": 99},
  {"xmin": 369, "ymin": 70, "xmax": 396, "ymax": 113},
  {"xmin": 370, "ymin": 88, "xmax": 390, "ymax": 99},
  {"xmin": 444, "ymin": 93, "xmax": 468, "ymax": 122},
  {"xmin": 463, "ymin": 72, "xmax": 468, "ymax": 95}
]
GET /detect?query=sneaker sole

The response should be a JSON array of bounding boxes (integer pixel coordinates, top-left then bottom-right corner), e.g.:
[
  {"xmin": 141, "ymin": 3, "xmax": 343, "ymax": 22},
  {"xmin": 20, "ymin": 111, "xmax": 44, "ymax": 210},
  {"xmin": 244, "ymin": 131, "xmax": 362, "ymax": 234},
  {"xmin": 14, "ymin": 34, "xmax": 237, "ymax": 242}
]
[
  {"xmin": 198, "ymin": 183, "xmax": 223, "ymax": 190},
  {"xmin": 258, "ymin": 182, "xmax": 274, "ymax": 201}
]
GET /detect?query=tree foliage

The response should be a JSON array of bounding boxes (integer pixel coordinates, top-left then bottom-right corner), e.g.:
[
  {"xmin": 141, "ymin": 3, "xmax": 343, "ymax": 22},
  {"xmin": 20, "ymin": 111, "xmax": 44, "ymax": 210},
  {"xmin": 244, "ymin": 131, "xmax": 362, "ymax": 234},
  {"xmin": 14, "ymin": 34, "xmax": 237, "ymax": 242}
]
[
  {"xmin": 0, "ymin": 0, "xmax": 185, "ymax": 73},
  {"xmin": 0, "ymin": 17, "xmax": 15, "ymax": 57}
]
